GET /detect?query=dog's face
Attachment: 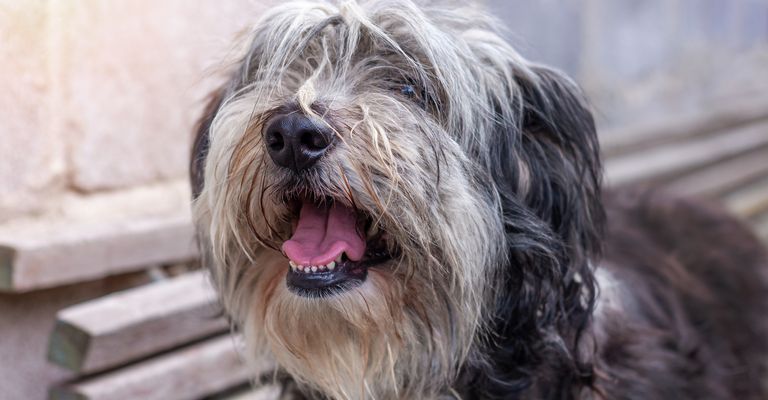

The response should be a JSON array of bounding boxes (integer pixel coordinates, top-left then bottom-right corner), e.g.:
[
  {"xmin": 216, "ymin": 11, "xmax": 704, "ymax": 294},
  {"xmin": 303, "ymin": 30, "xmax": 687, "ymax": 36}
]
[{"xmin": 192, "ymin": 1, "xmax": 602, "ymax": 398}]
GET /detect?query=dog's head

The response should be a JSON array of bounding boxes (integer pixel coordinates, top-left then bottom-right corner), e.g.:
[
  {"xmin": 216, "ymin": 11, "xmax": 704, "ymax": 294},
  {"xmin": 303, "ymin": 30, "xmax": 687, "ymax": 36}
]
[{"xmin": 191, "ymin": 1, "xmax": 602, "ymax": 398}]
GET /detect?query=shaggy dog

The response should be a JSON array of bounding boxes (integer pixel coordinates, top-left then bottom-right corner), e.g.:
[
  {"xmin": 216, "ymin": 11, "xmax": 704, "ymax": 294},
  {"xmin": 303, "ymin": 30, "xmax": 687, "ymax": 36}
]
[{"xmin": 190, "ymin": 1, "xmax": 768, "ymax": 398}]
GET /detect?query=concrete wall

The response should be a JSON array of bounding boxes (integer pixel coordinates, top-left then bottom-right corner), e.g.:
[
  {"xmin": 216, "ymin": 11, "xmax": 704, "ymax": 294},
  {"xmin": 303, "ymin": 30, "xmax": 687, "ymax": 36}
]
[
  {"xmin": 487, "ymin": 0, "xmax": 768, "ymax": 128},
  {"xmin": 0, "ymin": 0, "xmax": 275, "ymax": 222},
  {"xmin": 0, "ymin": 2, "xmax": 273, "ymax": 398},
  {"xmin": 2, "ymin": 0, "xmax": 768, "ymax": 219}
]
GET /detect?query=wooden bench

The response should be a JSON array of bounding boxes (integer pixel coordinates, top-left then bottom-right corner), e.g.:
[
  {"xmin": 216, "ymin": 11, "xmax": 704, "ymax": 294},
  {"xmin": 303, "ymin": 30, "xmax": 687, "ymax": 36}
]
[
  {"xmin": 49, "ymin": 336, "xmax": 265, "ymax": 400},
  {"xmin": 48, "ymin": 271, "xmax": 227, "ymax": 374},
  {"xmin": 603, "ymin": 97, "xmax": 768, "ymax": 241}
]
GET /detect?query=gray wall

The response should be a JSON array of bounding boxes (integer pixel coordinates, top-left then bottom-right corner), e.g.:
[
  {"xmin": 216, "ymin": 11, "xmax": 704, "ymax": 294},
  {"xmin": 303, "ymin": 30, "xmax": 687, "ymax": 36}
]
[{"xmin": 486, "ymin": 0, "xmax": 768, "ymax": 128}]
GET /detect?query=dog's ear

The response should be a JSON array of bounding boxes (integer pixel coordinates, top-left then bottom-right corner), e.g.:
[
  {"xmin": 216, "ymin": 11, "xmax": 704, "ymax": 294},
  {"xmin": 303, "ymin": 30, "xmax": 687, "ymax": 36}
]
[
  {"xmin": 489, "ymin": 65, "xmax": 603, "ymax": 267},
  {"xmin": 191, "ymin": 35, "xmax": 265, "ymax": 199},
  {"xmin": 516, "ymin": 66, "xmax": 603, "ymax": 261},
  {"xmin": 190, "ymin": 88, "xmax": 227, "ymax": 199},
  {"xmin": 474, "ymin": 66, "xmax": 603, "ymax": 395},
  {"xmin": 487, "ymin": 65, "xmax": 603, "ymax": 324}
]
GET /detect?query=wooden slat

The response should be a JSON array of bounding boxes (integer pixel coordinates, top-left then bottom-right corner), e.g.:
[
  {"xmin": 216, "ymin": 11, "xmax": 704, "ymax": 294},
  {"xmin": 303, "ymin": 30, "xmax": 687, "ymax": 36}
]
[
  {"xmin": 722, "ymin": 176, "xmax": 768, "ymax": 219},
  {"xmin": 752, "ymin": 213, "xmax": 768, "ymax": 243},
  {"xmin": 49, "ymin": 336, "xmax": 265, "ymax": 400},
  {"xmin": 600, "ymin": 95, "xmax": 768, "ymax": 157},
  {"xmin": 224, "ymin": 385, "xmax": 281, "ymax": 400},
  {"xmin": 48, "ymin": 271, "xmax": 226, "ymax": 374},
  {"xmin": 0, "ymin": 214, "xmax": 197, "ymax": 293},
  {"xmin": 604, "ymin": 120, "xmax": 768, "ymax": 186},
  {"xmin": 661, "ymin": 146, "xmax": 768, "ymax": 197}
]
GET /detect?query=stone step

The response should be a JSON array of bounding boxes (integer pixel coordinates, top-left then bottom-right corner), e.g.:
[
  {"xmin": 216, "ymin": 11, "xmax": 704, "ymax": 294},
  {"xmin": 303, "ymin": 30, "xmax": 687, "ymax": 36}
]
[
  {"xmin": 0, "ymin": 182, "xmax": 198, "ymax": 293},
  {"xmin": 48, "ymin": 271, "xmax": 226, "ymax": 374}
]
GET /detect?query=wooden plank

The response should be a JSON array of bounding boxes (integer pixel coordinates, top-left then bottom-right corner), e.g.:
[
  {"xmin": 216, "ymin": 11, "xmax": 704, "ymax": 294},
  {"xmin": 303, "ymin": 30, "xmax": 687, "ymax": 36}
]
[
  {"xmin": 601, "ymin": 95, "xmax": 768, "ymax": 157},
  {"xmin": 661, "ymin": 146, "xmax": 768, "ymax": 197},
  {"xmin": 48, "ymin": 271, "xmax": 227, "ymax": 374},
  {"xmin": 0, "ymin": 214, "xmax": 198, "ymax": 293},
  {"xmin": 49, "ymin": 336, "xmax": 266, "ymax": 400},
  {"xmin": 752, "ymin": 213, "xmax": 768, "ymax": 243},
  {"xmin": 223, "ymin": 385, "xmax": 281, "ymax": 400},
  {"xmin": 0, "ymin": 245, "xmax": 12, "ymax": 289},
  {"xmin": 722, "ymin": 176, "xmax": 768, "ymax": 219},
  {"xmin": 605, "ymin": 120, "xmax": 768, "ymax": 186}
]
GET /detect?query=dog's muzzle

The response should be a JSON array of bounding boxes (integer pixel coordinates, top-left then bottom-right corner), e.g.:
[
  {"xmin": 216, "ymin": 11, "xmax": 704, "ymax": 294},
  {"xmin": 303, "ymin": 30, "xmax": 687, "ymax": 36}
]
[{"xmin": 266, "ymin": 113, "xmax": 395, "ymax": 297}]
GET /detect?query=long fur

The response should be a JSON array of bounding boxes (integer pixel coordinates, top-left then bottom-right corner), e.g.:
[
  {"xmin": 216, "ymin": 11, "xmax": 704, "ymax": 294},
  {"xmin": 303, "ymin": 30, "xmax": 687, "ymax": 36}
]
[{"xmin": 190, "ymin": 1, "xmax": 768, "ymax": 399}]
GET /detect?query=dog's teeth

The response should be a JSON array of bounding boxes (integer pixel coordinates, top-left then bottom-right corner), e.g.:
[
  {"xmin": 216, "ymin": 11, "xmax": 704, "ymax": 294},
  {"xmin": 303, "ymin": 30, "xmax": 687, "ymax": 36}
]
[
  {"xmin": 335, "ymin": 254, "xmax": 343, "ymax": 263},
  {"xmin": 293, "ymin": 262, "xmax": 336, "ymax": 273}
]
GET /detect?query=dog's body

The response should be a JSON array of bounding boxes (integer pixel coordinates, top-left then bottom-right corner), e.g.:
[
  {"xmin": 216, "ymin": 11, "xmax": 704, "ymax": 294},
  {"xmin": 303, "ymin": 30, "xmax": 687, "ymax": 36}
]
[
  {"xmin": 190, "ymin": 1, "xmax": 768, "ymax": 398},
  {"xmin": 594, "ymin": 190, "xmax": 768, "ymax": 400}
]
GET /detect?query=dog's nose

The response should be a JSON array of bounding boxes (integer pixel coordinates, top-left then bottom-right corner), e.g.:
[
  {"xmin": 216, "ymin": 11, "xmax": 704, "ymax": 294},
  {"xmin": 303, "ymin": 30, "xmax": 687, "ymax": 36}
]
[{"xmin": 264, "ymin": 113, "xmax": 336, "ymax": 172}]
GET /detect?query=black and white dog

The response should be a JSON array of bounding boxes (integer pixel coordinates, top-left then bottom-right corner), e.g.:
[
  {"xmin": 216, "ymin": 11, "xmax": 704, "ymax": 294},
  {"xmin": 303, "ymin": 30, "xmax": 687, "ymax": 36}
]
[{"xmin": 190, "ymin": 1, "xmax": 768, "ymax": 398}]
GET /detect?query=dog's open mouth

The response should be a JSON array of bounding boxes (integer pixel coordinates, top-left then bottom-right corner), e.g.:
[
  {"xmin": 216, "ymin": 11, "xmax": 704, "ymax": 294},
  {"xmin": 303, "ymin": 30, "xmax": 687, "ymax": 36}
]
[{"xmin": 281, "ymin": 198, "xmax": 393, "ymax": 297}]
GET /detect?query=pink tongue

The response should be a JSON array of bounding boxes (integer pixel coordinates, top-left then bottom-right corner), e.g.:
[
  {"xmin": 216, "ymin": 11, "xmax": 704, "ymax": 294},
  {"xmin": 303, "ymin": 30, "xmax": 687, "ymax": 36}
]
[{"xmin": 282, "ymin": 201, "xmax": 366, "ymax": 265}]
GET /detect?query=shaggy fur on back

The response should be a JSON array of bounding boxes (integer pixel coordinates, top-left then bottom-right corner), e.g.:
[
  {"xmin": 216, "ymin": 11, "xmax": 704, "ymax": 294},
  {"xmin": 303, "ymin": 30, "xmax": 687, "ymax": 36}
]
[{"xmin": 190, "ymin": 1, "xmax": 768, "ymax": 398}]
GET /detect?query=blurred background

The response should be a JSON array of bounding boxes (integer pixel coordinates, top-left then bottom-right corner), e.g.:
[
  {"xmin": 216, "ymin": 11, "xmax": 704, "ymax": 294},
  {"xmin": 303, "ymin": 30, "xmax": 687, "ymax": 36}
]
[{"xmin": 1, "ymin": 1, "xmax": 767, "ymax": 399}]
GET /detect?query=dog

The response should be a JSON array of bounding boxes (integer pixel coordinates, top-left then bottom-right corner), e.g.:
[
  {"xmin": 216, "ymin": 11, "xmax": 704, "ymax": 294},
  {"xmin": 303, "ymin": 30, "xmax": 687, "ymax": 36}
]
[{"xmin": 189, "ymin": 1, "xmax": 768, "ymax": 398}]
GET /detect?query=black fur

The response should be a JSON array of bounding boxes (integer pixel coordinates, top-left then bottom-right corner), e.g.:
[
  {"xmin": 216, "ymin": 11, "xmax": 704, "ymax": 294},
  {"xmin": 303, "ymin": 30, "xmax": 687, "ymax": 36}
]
[
  {"xmin": 456, "ymin": 67, "xmax": 603, "ymax": 400},
  {"xmin": 594, "ymin": 189, "xmax": 768, "ymax": 400},
  {"xmin": 190, "ymin": 90, "xmax": 223, "ymax": 199}
]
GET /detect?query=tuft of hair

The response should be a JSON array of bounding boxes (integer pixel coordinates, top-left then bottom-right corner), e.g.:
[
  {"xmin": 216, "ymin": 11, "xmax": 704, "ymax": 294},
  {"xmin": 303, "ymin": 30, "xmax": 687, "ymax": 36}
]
[{"xmin": 191, "ymin": 0, "xmax": 602, "ymax": 398}]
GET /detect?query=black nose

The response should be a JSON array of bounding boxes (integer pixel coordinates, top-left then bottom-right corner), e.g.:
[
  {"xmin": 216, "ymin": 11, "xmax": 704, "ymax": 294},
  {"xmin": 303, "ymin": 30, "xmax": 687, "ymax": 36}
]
[{"xmin": 264, "ymin": 113, "xmax": 336, "ymax": 172}]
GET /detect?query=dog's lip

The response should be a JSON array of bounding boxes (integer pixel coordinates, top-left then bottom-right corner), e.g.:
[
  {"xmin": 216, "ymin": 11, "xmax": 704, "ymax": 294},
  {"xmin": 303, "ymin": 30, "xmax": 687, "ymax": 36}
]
[
  {"xmin": 285, "ymin": 239, "xmax": 394, "ymax": 298},
  {"xmin": 285, "ymin": 258, "xmax": 368, "ymax": 296}
]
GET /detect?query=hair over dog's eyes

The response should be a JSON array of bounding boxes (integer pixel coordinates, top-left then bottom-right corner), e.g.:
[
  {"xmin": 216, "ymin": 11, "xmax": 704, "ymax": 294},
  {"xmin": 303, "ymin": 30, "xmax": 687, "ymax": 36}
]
[
  {"xmin": 401, "ymin": 85, "xmax": 416, "ymax": 98},
  {"xmin": 398, "ymin": 83, "xmax": 428, "ymax": 109}
]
